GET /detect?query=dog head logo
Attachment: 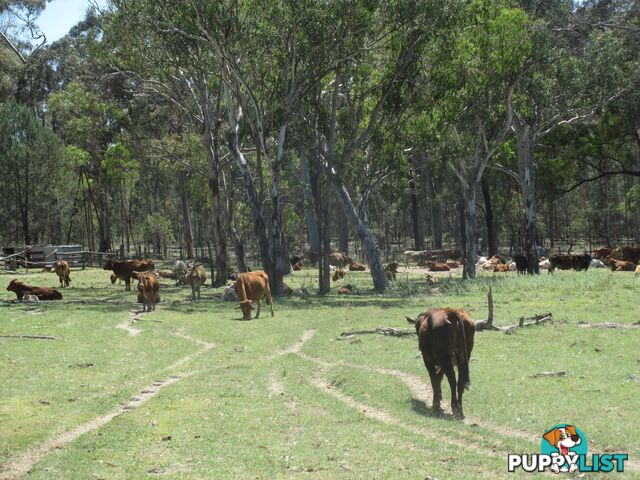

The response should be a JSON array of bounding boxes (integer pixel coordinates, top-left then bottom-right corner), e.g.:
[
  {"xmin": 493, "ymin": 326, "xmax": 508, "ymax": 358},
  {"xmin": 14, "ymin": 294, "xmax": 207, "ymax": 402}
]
[
  {"xmin": 543, "ymin": 425, "xmax": 581, "ymax": 455},
  {"xmin": 509, "ymin": 424, "xmax": 627, "ymax": 474},
  {"xmin": 540, "ymin": 424, "xmax": 588, "ymax": 473}
]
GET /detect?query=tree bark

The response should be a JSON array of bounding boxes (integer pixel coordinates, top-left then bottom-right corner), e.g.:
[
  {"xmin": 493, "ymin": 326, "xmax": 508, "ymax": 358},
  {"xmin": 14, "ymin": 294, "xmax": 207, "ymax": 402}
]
[
  {"xmin": 409, "ymin": 167, "xmax": 423, "ymax": 251},
  {"xmin": 462, "ymin": 181, "xmax": 477, "ymax": 279},
  {"xmin": 299, "ymin": 150, "xmax": 320, "ymax": 254},
  {"xmin": 319, "ymin": 177, "xmax": 331, "ymax": 294},
  {"xmin": 269, "ymin": 124, "xmax": 288, "ymax": 296},
  {"xmin": 331, "ymin": 178, "xmax": 388, "ymax": 292},
  {"xmin": 515, "ymin": 124, "xmax": 540, "ymax": 274},
  {"xmin": 178, "ymin": 170, "xmax": 195, "ymax": 259},
  {"xmin": 97, "ymin": 184, "xmax": 111, "ymax": 252},
  {"xmin": 208, "ymin": 168, "xmax": 230, "ymax": 286},
  {"xmin": 227, "ymin": 168, "xmax": 248, "ymax": 273},
  {"xmin": 200, "ymin": 76, "xmax": 230, "ymax": 287},
  {"xmin": 481, "ymin": 177, "xmax": 497, "ymax": 256},
  {"xmin": 425, "ymin": 165, "xmax": 443, "ymax": 249},
  {"xmin": 337, "ymin": 205, "xmax": 349, "ymax": 254},
  {"xmin": 225, "ymin": 93, "xmax": 275, "ymax": 289},
  {"xmin": 457, "ymin": 200, "xmax": 466, "ymax": 260}
]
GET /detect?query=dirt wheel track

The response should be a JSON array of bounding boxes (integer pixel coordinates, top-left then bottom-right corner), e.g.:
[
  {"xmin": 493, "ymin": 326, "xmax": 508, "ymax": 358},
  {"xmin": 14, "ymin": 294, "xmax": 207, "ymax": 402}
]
[
  {"xmin": 275, "ymin": 330, "xmax": 640, "ymax": 473},
  {"xmin": 0, "ymin": 310, "xmax": 215, "ymax": 480},
  {"xmin": 0, "ymin": 375, "xmax": 185, "ymax": 480}
]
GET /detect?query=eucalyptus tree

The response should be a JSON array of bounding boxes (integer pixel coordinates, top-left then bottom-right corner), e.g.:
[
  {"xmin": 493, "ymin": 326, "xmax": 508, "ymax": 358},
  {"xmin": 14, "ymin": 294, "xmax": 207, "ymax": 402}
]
[
  {"xmin": 106, "ymin": 0, "xmax": 238, "ymax": 282},
  {"xmin": 1, "ymin": 0, "xmax": 49, "ymax": 102},
  {"xmin": 425, "ymin": 0, "xmax": 530, "ymax": 278},
  {"xmin": 0, "ymin": 100, "xmax": 66, "ymax": 245},
  {"xmin": 49, "ymin": 83, "xmax": 129, "ymax": 252},
  {"xmin": 488, "ymin": 0, "xmax": 640, "ymax": 271},
  {"xmin": 187, "ymin": 0, "xmax": 424, "ymax": 293},
  {"xmin": 293, "ymin": 0, "xmax": 442, "ymax": 291}
]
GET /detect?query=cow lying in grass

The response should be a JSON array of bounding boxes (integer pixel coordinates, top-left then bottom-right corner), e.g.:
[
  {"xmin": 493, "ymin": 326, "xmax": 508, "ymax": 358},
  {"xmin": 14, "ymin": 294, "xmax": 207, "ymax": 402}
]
[
  {"xmin": 406, "ymin": 308, "xmax": 475, "ymax": 419},
  {"xmin": 332, "ymin": 268, "xmax": 347, "ymax": 281},
  {"xmin": 234, "ymin": 271, "xmax": 275, "ymax": 320},
  {"xmin": 6, "ymin": 279, "xmax": 62, "ymax": 301},
  {"xmin": 349, "ymin": 261, "xmax": 366, "ymax": 271},
  {"xmin": 427, "ymin": 263, "xmax": 450, "ymax": 272},
  {"xmin": 610, "ymin": 259, "xmax": 636, "ymax": 272}
]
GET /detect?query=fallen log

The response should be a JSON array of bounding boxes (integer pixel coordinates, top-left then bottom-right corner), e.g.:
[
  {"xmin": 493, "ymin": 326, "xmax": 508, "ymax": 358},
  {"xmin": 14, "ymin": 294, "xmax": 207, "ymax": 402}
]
[
  {"xmin": 475, "ymin": 287, "xmax": 553, "ymax": 333},
  {"xmin": 499, "ymin": 314, "xmax": 553, "ymax": 334},
  {"xmin": 477, "ymin": 314, "xmax": 553, "ymax": 333},
  {"xmin": 0, "ymin": 334, "xmax": 57, "ymax": 340},
  {"xmin": 337, "ymin": 327, "xmax": 415, "ymax": 340},
  {"xmin": 532, "ymin": 370, "xmax": 566, "ymax": 378},
  {"xmin": 578, "ymin": 322, "xmax": 639, "ymax": 329}
]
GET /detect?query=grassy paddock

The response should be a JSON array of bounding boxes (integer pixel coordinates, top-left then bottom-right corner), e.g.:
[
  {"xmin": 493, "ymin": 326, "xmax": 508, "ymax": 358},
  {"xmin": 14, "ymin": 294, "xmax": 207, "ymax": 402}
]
[{"xmin": 0, "ymin": 266, "xmax": 638, "ymax": 479}]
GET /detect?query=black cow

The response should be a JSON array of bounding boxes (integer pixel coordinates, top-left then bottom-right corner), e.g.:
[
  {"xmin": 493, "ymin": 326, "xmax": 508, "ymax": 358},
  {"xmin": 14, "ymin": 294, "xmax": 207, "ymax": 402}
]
[{"xmin": 513, "ymin": 254, "xmax": 528, "ymax": 275}]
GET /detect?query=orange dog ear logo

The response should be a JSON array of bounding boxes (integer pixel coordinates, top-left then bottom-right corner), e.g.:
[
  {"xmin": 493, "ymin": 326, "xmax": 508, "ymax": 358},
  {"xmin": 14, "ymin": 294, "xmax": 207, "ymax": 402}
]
[
  {"xmin": 565, "ymin": 425, "xmax": 577, "ymax": 437},
  {"xmin": 543, "ymin": 428, "xmax": 561, "ymax": 448}
]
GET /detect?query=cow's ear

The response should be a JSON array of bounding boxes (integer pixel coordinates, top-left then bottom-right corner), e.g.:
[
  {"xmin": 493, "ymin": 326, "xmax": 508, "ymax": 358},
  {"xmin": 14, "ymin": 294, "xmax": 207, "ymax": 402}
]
[
  {"xmin": 235, "ymin": 304, "xmax": 241, "ymax": 309},
  {"xmin": 405, "ymin": 316, "xmax": 417, "ymax": 325}
]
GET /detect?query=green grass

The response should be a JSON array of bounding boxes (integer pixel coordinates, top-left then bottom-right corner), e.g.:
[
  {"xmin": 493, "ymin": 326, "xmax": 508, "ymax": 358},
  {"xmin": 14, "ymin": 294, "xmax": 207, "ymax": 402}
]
[{"xmin": 0, "ymin": 266, "xmax": 639, "ymax": 479}]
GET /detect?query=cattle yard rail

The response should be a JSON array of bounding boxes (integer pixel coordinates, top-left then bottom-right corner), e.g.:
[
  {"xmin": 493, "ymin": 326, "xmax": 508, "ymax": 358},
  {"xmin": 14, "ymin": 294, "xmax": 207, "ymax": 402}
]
[{"xmin": 1, "ymin": 248, "xmax": 116, "ymax": 272}]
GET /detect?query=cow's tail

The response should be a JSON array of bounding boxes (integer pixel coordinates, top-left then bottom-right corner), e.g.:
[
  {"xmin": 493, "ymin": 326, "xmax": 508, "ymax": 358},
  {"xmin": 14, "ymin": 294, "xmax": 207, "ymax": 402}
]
[{"xmin": 457, "ymin": 314, "xmax": 471, "ymax": 390}]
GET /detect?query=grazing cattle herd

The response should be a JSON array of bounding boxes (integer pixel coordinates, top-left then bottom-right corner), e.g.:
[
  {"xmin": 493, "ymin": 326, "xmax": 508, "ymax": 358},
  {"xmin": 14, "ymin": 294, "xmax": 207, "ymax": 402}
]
[
  {"xmin": 5, "ymin": 245, "xmax": 640, "ymax": 309},
  {"xmin": 3, "ymin": 244, "xmax": 639, "ymax": 421}
]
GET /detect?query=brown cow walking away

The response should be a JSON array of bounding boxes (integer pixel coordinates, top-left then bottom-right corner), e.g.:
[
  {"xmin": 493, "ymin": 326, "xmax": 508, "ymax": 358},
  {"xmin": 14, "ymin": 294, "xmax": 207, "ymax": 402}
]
[
  {"xmin": 7, "ymin": 279, "xmax": 62, "ymax": 300},
  {"xmin": 54, "ymin": 259, "xmax": 71, "ymax": 287},
  {"xmin": 234, "ymin": 271, "xmax": 275, "ymax": 320},
  {"xmin": 406, "ymin": 308, "xmax": 475, "ymax": 420}
]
